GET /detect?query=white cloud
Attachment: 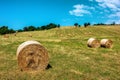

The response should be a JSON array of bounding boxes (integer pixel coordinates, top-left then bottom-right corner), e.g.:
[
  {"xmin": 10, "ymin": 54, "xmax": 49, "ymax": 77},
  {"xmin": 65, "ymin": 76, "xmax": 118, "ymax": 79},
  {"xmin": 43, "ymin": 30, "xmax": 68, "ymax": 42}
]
[
  {"xmin": 96, "ymin": 0, "xmax": 120, "ymax": 20},
  {"xmin": 104, "ymin": 10, "xmax": 110, "ymax": 13},
  {"xmin": 116, "ymin": 20, "xmax": 120, "ymax": 24},
  {"xmin": 96, "ymin": 0, "xmax": 120, "ymax": 11},
  {"xmin": 69, "ymin": 4, "xmax": 94, "ymax": 16},
  {"xmin": 109, "ymin": 12, "xmax": 120, "ymax": 18},
  {"xmin": 106, "ymin": 19, "xmax": 120, "ymax": 24}
]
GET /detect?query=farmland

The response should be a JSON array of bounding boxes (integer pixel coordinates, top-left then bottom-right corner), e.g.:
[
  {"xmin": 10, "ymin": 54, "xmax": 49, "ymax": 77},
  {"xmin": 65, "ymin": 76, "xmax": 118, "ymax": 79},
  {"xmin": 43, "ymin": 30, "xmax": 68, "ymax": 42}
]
[{"xmin": 0, "ymin": 26, "xmax": 120, "ymax": 80}]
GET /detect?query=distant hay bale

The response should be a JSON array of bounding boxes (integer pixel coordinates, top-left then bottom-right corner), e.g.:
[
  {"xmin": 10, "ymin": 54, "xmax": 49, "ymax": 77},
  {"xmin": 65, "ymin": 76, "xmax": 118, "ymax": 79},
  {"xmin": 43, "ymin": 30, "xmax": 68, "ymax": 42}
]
[
  {"xmin": 100, "ymin": 39, "xmax": 113, "ymax": 48},
  {"xmin": 14, "ymin": 31, "xmax": 18, "ymax": 36},
  {"xmin": 3, "ymin": 34, "xmax": 9, "ymax": 38},
  {"xmin": 14, "ymin": 33, "xmax": 17, "ymax": 36},
  {"xmin": 28, "ymin": 34, "xmax": 32, "ymax": 37},
  {"xmin": 87, "ymin": 38, "xmax": 100, "ymax": 48},
  {"xmin": 16, "ymin": 40, "xmax": 49, "ymax": 71}
]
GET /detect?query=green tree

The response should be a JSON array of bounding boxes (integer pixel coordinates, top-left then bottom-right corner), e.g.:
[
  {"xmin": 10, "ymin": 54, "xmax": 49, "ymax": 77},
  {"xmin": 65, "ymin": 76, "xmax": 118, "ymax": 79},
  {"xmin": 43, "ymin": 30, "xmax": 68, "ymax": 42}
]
[
  {"xmin": 48, "ymin": 23, "xmax": 57, "ymax": 29},
  {"xmin": 0, "ymin": 26, "xmax": 15, "ymax": 35},
  {"xmin": 84, "ymin": 23, "xmax": 87, "ymax": 28},
  {"xmin": 41, "ymin": 26, "xmax": 46, "ymax": 30},
  {"xmin": 18, "ymin": 29, "xmax": 23, "ymax": 32},
  {"xmin": 23, "ymin": 26, "xmax": 36, "ymax": 31},
  {"xmin": 28, "ymin": 26, "xmax": 36, "ymax": 31},
  {"xmin": 0, "ymin": 26, "xmax": 9, "ymax": 35},
  {"xmin": 74, "ymin": 23, "xmax": 79, "ymax": 27},
  {"xmin": 43, "ymin": 23, "xmax": 58, "ymax": 30},
  {"xmin": 87, "ymin": 22, "xmax": 90, "ymax": 26},
  {"xmin": 57, "ymin": 24, "xmax": 60, "ymax": 28},
  {"xmin": 84, "ymin": 22, "xmax": 90, "ymax": 28},
  {"xmin": 111, "ymin": 22, "xmax": 115, "ymax": 25},
  {"xmin": 23, "ymin": 27, "xmax": 28, "ymax": 31},
  {"xmin": 36, "ymin": 27, "xmax": 41, "ymax": 30},
  {"xmin": 8, "ymin": 29, "xmax": 15, "ymax": 33}
]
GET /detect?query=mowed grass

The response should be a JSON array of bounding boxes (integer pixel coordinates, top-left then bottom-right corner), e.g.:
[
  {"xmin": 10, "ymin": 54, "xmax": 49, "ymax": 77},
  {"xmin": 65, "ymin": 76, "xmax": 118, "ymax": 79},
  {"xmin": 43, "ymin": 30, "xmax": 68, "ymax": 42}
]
[{"xmin": 0, "ymin": 26, "xmax": 120, "ymax": 80}]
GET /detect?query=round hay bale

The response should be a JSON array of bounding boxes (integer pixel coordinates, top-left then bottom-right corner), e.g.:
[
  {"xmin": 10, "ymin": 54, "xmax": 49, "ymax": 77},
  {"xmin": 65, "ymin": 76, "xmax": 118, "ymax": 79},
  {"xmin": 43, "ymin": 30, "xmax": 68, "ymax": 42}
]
[
  {"xmin": 4, "ymin": 34, "xmax": 9, "ymax": 38},
  {"xmin": 87, "ymin": 38, "xmax": 100, "ymax": 48},
  {"xmin": 28, "ymin": 34, "xmax": 32, "ymax": 37},
  {"xmin": 100, "ymin": 39, "xmax": 113, "ymax": 48},
  {"xmin": 16, "ymin": 40, "xmax": 49, "ymax": 71}
]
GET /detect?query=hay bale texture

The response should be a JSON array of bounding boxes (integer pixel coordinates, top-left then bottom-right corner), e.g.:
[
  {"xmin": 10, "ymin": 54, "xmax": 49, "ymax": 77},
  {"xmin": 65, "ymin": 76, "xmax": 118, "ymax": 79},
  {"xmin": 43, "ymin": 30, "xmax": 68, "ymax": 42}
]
[
  {"xmin": 100, "ymin": 39, "xmax": 113, "ymax": 48},
  {"xmin": 17, "ymin": 40, "xmax": 49, "ymax": 71},
  {"xmin": 87, "ymin": 38, "xmax": 100, "ymax": 48}
]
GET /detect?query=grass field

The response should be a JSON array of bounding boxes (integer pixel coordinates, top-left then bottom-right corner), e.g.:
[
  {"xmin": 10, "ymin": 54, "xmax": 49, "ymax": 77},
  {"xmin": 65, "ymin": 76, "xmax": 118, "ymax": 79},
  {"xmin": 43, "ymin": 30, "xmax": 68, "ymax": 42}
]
[{"xmin": 0, "ymin": 26, "xmax": 120, "ymax": 80}]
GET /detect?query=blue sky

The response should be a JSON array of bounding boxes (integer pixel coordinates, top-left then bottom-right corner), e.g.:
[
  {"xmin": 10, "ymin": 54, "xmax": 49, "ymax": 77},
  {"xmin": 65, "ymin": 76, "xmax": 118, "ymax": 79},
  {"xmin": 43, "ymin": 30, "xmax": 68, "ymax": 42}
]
[{"xmin": 0, "ymin": 0, "xmax": 120, "ymax": 30}]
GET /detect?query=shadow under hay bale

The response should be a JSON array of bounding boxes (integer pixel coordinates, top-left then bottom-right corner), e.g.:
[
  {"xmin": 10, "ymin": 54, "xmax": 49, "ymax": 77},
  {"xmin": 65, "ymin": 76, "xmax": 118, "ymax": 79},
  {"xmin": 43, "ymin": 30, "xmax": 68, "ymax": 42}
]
[
  {"xmin": 87, "ymin": 38, "xmax": 100, "ymax": 48},
  {"xmin": 100, "ymin": 39, "xmax": 113, "ymax": 48},
  {"xmin": 16, "ymin": 40, "xmax": 49, "ymax": 71},
  {"xmin": 46, "ymin": 64, "xmax": 52, "ymax": 70}
]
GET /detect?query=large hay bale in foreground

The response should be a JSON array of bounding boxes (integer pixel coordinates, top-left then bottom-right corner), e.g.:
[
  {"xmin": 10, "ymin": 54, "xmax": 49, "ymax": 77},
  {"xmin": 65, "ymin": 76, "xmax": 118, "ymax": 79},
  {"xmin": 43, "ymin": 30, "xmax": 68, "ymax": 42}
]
[
  {"xmin": 100, "ymin": 39, "xmax": 113, "ymax": 48},
  {"xmin": 87, "ymin": 38, "xmax": 100, "ymax": 48},
  {"xmin": 16, "ymin": 40, "xmax": 49, "ymax": 71}
]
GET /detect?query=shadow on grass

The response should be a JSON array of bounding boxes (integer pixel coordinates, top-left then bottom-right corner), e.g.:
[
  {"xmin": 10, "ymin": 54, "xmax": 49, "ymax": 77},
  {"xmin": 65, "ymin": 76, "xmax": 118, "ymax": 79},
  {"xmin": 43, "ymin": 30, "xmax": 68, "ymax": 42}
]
[{"xmin": 46, "ymin": 64, "xmax": 52, "ymax": 70}]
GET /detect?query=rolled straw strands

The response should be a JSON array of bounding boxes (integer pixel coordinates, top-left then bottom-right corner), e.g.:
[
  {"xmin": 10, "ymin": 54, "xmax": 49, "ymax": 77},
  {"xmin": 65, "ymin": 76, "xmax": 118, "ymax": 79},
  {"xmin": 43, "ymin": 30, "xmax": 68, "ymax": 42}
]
[
  {"xmin": 87, "ymin": 38, "xmax": 100, "ymax": 48},
  {"xmin": 100, "ymin": 39, "xmax": 113, "ymax": 48},
  {"xmin": 16, "ymin": 40, "xmax": 49, "ymax": 71}
]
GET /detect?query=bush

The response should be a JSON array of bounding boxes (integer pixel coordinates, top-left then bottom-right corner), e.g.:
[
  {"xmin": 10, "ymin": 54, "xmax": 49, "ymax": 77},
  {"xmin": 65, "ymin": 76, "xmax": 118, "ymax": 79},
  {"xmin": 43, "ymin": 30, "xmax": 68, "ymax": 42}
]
[{"xmin": 0, "ymin": 26, "xmax": 15, "ymax": 35}]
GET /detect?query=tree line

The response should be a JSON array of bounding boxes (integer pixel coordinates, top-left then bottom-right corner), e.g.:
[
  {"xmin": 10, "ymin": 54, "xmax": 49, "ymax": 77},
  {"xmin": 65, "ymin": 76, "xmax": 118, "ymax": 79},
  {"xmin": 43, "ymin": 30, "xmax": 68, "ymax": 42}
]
[
  {"xmin": 0, "ymin": 23, "xmax": 60, "ymax": 35},
  {"xmin": 0, "ymin": 26, "xmax": 15, "ymax": 35},
  {"xmin": 74, "ymin": 22, "xmax": 91, "ymax": 27},
  {"xmin": 74, "ymin": 22, "xmax": 116, "ymax": 27},
  {"xmin": 0, "ymin": 22, "xmax": 118, "ymax": 35}
]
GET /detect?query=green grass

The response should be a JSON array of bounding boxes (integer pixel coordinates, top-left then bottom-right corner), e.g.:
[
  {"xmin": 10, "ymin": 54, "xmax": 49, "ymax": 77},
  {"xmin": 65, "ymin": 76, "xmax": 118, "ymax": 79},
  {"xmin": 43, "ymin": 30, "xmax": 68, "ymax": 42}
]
[{"xmin": 0, "ymin": 26, "xmax": 120, "ymax": 80}]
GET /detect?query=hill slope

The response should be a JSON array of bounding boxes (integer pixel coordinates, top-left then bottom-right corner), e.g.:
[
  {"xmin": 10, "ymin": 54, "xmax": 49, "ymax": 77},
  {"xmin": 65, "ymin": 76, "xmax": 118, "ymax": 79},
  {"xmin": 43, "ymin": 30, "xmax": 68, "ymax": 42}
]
[{"xmin": 0, "ymin": 26, "xmax": 120, "ymax": 80}]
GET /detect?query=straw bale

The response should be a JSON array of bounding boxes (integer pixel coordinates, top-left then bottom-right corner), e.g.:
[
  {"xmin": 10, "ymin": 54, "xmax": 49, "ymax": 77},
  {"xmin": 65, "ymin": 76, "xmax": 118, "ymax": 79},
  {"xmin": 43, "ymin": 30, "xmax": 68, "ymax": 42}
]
[
  {"xmin": 16, "ymin": 40, "xmax": 49, "ymax": 71},
  {"xmin": 100, "ymin": 39, "xmax": 113, "ymax": 48},
  {"xmin": 3, "ymin": 34, "xmax": 9, "ymax": 38},
  {"xmin": 87, "ymin": 38, "xmax": 100, "ymax": 48}
]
